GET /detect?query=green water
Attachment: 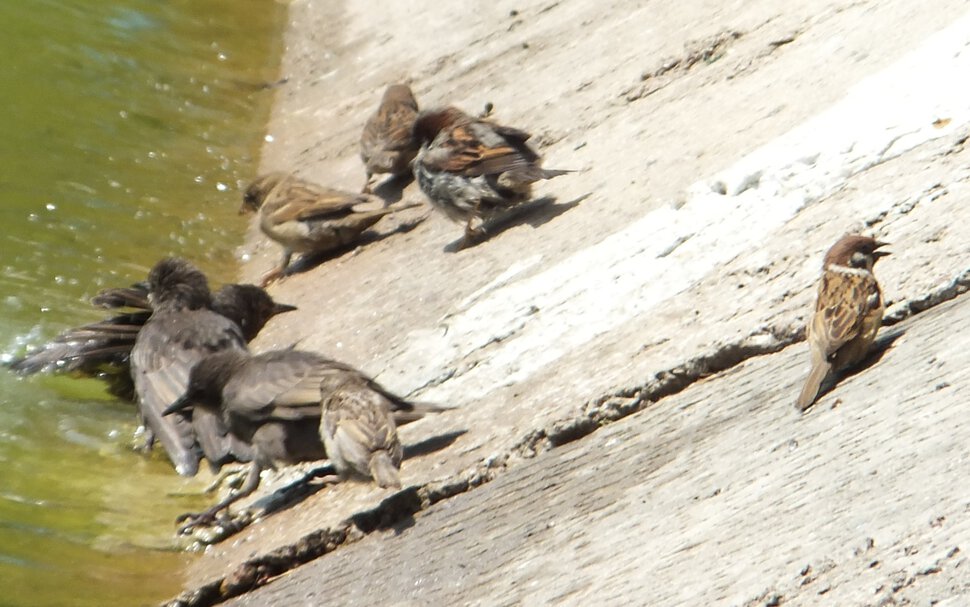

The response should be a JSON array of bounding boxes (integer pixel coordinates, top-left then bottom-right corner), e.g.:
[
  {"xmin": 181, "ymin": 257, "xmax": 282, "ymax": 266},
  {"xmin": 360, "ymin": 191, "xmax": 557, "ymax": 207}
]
[{"xmin": 0, "ymin": 1, "xmax": 286, "ymax": 604}]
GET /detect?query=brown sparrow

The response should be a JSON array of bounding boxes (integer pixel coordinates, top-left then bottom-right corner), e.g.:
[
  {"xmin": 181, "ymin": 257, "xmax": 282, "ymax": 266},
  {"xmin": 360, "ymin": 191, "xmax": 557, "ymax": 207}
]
[
  {"xmin": 242, "ymin": 172, "xmax": 420, "ymax": 285},
  {"xmin": 320, "ymin": 373, "xmax": 403, "ymax": 489},
  {"xmin": 795, "ymin": 235, "xmax": 889, "ymax": 412},
  {"xmin": 412, "ymin": 107, "xmax": 570, "ymax": 248},
  {"xmin": 360, "ymin": 84, "xmax": 420, "ymax": 193}
]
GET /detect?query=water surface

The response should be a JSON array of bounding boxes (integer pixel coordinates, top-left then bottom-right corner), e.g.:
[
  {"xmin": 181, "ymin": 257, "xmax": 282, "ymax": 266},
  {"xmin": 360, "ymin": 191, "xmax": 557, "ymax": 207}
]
[{"xmin": 0, "ymin": 1, "xmax": 286, "ymax": 604}]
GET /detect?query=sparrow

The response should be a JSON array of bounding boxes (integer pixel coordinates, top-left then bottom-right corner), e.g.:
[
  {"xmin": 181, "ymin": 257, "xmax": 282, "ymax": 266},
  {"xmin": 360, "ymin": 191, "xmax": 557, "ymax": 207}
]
[
  {"xmin": 242, "ymin": 172, "xmax": 421, "ymax": 285},
  {"xmin": 131, "ymin": 258, "xmax": 253, "ymax": 476},
  {"xmin": 164, "ymin": 348, "xmax": 445, "ymax": 531},
  {"xmin": 7, "ymin": 281, "xmax": 294, "ymax": 401},
  {"xmin": 320, "ymin": 373, "xmax": 403, "ymax": 489},
  {"xmin": 412, "ymin": 106, "xmax": 571, "ymax": 248},
  {"xmin": 795, "ymin": 235, "xmax": 889, "ymax": 412},
  {"xmin": 360, "ymin": 84, "xmax": 420, "ymax": 194}
]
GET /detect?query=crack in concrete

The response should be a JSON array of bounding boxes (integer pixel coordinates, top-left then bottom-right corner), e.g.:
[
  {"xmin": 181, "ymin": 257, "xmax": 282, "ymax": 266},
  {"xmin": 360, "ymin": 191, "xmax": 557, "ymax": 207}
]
[{"xmin": 164, "ymin": 269, "xmax": 970, "ymax": 607}]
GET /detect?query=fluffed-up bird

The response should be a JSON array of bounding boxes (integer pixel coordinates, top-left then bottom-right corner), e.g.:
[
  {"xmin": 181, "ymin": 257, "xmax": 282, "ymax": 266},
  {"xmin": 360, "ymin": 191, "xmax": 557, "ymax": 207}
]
[
  {"xmin": 360, "ymin": 83, "xmax": 420, "ymax": 194},
  {"xmin": 7, "ymin": 280, "xmax": 294, "ymax": 401},
  {"xmin": 165, "ymin": 348, "xmax": 444, "ymax": 531},
  {"xmin": 795, "ymin": 235, "xmax": 889, "ymax": 412},
  {"xmin": 412, "ymin": 106, "xmax": 571, "ymax": 248},
  {"xmin": 131, "ymin": 258, "xmax": 258, "ymax": 476},
  {"xmin": 242, "ymin": 172, "xmax": 421, "ymax": 285},
  {"xmin": 320, "ymin": 373, "xmax": 403, "ymax": 489}
]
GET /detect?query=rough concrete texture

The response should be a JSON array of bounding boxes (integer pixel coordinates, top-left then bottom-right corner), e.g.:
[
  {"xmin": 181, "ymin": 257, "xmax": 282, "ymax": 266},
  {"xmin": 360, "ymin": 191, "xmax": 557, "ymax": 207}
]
[
  {"xmin": 168, "ymin": 0, "xmax": 970, "ymax": 604},
  {"xmin": 225, "ymin": 289, "xmax": 970, "ymax": 607}
]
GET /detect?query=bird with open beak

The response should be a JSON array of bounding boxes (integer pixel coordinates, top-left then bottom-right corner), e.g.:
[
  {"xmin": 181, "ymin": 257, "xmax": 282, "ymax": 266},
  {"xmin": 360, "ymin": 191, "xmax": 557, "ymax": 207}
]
[{"xmin": 795, "ymin": 235, "xmax": 890, "ymax": 412}]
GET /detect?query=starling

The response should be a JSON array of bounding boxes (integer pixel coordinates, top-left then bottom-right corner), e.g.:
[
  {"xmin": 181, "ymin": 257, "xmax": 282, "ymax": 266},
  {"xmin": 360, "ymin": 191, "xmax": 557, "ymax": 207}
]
[{"xmin": 165, "ymin": 348, "xmax": 444, "ymax": 530}]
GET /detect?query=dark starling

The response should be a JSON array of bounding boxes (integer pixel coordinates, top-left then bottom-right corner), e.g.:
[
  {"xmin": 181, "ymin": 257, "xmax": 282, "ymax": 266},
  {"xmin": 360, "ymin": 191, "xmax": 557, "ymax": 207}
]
[
  {"xmin": 131, "ymin": 258, "xmax": 248, "ymax": 476},
  {"xmin": 6, "ymin": 281, "xmax": 295, "ymax": 401},
  {"xmin": 165, "ymin": 348, "xmax": 444, "ymax": 530}
]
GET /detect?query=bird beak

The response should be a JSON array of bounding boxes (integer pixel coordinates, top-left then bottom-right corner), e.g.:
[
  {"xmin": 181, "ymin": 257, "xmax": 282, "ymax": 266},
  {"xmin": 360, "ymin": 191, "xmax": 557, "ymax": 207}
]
[
  {"xmin": 273, "ymin": 302, "xmax": 298, "ymax": 314},
  {"xmin": 872, "ymin": 241, "xmax": 891, "ymax": 259},
  {"xmin": 162, "ymin": 394, "xmax": 192, "ymax": 416}
]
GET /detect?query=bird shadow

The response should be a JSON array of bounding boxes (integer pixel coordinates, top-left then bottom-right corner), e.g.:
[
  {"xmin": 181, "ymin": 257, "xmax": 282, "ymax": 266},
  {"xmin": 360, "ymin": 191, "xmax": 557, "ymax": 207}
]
[
  {"xmin": 443, "ymin": 193, "xmax": 591, "ymax": 253},
  {"xmin": 250, "ymin": 428, "xmax": 466, "ymax": 520},
  {"xmin": 279, "ymin": 210, "xmax": 430, "ymax": 279},
  {"xmin": 372, "ymin": 173, "xmax": 415, "ymax": 205},
  {"xmin": 403, "ymin": 428, "xmax": 466, "ymax": 459},
  {"xmin": 814, "ymin": 328, "xmax": 906, "ymax": 403}
]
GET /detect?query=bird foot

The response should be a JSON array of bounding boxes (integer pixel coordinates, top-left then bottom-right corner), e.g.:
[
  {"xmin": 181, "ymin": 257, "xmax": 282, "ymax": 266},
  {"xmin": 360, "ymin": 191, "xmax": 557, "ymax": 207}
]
[
  {"xmin": 203, "ymin": 467, "xmax": 248, "ymax": 494},
  {"xmin": 174, "ymin": 506, "xmax": 225, "ymax": 536},
  {"xmin": 258, "ymin": 267, "xmax": 285, "ymax": 288},
  {"xmin": 176, "ymin": 507, "xmax": 256, "ymax": 545}
]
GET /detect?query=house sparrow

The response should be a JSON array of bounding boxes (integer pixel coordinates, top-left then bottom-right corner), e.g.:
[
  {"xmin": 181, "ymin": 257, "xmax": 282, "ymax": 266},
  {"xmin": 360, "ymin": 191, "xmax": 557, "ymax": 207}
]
[
  {"xmin": 164, "ymin": 348, "xmax": 444, "ymax": 531},
  {"xmin": 412, "ymin": 106, "xmax": 571, "ymax": 248},
  {"xmin": 7, "ymin": 281, "xmax": 294, "ymax": 401},
  {"xmin": 242, "ymin": 172, "xmax": 421, "ymax": 285},
  {"xmin": 795, "ymin": 235, "xmax": 889, "ymax": 412},
  {"xmin": 360, "ymin": 84, "xmax": 420, "ymax": 193},
  {"xmin": 131, "ymin": 258, "xmax": 253, "ymax": 476},
  {"xmin": 320, "ymin": 374, "xmax": 403, "ymax": 489}
]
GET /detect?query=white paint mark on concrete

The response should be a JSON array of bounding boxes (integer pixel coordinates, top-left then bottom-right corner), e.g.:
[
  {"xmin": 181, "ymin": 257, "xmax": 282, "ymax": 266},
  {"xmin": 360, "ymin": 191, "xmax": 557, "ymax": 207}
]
[{"xmin": 378, "ymin": 14, "xmax": 970, "ymax": 402}]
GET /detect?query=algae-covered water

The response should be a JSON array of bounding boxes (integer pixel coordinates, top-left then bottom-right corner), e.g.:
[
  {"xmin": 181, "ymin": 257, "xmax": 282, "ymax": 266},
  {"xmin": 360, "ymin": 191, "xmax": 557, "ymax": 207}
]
[{"xmin": 0, "ymin": 1, "xmax": 286, "ymax": 604}]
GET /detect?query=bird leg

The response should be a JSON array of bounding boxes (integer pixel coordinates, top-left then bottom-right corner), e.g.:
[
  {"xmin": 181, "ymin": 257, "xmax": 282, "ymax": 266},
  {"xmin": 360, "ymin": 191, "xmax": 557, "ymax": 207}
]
[
  {"xmin": 458, "ymin": 204, "xmax": 486, "ymax": 250},
  {"xmin": 361, "ymin": 172, "xmax": 374, "ymax": 194},
  {"xmin": 258, "ymin": 250, "xmax": 291, "ymax": 287},
  {"xmin": 202, "ymin": 465, "xmax": 249, "ymax": 495},
  {"xmin": 174, "ymin": 461, "xmax": 262, "ymax": 535}
]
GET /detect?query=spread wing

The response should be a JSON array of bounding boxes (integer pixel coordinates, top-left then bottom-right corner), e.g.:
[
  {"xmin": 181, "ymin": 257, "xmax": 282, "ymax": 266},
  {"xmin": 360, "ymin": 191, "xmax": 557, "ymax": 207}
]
[
  {"xmin": 131, "ymin": 309, "xmax": 247, "ymax": 475},
  {"xmin": 425, "ymin": 119, "xmax": 542, "ymax": 178}
]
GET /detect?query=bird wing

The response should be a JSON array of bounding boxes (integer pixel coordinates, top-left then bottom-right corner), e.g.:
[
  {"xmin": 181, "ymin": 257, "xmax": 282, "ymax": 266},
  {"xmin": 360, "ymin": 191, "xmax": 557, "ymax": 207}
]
[
  {"xmin": 91, "ymin": 284, "xmax": 151, "ymax": 309},
  {"xmin": 131, "ymin": 309, "xmax": 247, "ymax": 475},
  {"xmin": 424, "ymin": 119, "xmax": 542, "ymax": 178},
  {"xmin": 263, "ymin": 178, "xmax": 370, "ymax": 224},
  {"xmin": 811, "ymin": 270, "xmax": 881, "ymax": 360},
  {"xmin": 323, "ymin": 386, "xmax": 402, "ymax": 478},
  {"xmin": 361, "ymin": 102, "xmax": 418, "ymax": 153},
  {"xmin": 222, "ymin": 351, "xmax": 336, "ymax": 420}
]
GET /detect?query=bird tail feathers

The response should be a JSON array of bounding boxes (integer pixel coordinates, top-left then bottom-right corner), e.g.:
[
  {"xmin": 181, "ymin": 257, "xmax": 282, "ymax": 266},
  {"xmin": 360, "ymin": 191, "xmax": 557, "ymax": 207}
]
[
  {"xmin": 370, "ymin": 451, "xmax": 402, "ymax": 489},
  {"xmin": 795, "ymin": 359, "xmax": 831, "ymax": 412}
]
